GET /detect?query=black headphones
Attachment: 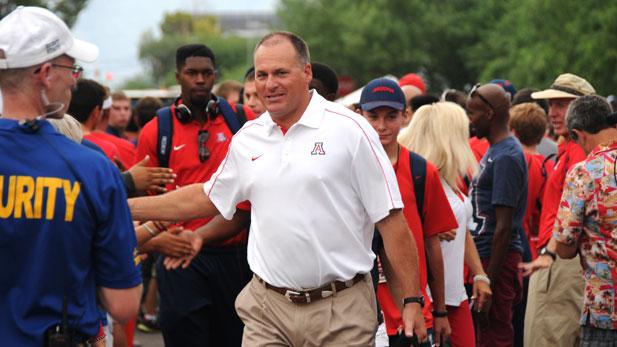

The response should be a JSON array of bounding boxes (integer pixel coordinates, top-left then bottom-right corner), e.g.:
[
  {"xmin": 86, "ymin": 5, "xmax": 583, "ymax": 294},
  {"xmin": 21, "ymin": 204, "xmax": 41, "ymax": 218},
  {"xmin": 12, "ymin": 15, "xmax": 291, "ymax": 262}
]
[{"xmin": 173, "ymin": 96, "xmax": 220, "ymax": 123}]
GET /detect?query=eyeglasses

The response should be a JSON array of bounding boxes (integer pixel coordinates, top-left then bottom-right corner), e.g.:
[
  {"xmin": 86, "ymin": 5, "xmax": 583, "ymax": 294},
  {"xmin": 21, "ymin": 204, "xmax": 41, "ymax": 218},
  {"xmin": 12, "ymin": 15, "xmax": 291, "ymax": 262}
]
[
  {"xmin": 469, "ymin": 84, "xmax": 495, "ymax": 111},
  {"xmin": 52, "ymin": 64, "xmax": 83, "ymax": 79},
  {"xmin": 34, "ymin": 64, "xmax": 83, "ymax": 79},
  {"xmin": 569, "ymin": 130, "xmax": 579, "ymax": 143},
  {"xmin": 198, "ymin": 130, "xmax": 211, "ymax": 162}
]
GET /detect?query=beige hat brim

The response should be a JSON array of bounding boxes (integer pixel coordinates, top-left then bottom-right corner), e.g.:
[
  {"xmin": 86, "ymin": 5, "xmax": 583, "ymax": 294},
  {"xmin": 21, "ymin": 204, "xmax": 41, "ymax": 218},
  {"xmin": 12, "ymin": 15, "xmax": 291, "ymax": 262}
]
[{"xmin": 531, "ymin": 89, "xmax": 578, "ymax": 100}]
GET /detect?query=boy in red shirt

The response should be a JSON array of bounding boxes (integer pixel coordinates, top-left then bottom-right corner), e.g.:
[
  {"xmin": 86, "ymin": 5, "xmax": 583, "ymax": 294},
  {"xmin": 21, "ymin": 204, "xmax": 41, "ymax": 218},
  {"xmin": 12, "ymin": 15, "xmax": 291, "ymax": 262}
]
[{"xmin": 359, "ymin": 78, "xmax": 458, "ymax": 347}]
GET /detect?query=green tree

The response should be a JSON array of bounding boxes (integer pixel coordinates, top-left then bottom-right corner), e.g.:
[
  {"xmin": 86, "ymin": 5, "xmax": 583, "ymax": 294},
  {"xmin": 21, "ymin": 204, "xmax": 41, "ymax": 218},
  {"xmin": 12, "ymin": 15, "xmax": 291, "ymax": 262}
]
[
  {"xmin": 278, "ymin": 0, "xmax": 617, "ymax": 95},
  {"xmin": 1, "ymin": 0, "xmax": 89, "ymax": 27},
  {"xmin": 277, "ymin": 0, "xmax": 500, "ymax": 91},
  {"xmin": 468, "ymin": 0, "xmax": 617, "ymax": 95},
  {"xmin": 131, "ymin": 11, "xmax": 254, "ymax": 89}
]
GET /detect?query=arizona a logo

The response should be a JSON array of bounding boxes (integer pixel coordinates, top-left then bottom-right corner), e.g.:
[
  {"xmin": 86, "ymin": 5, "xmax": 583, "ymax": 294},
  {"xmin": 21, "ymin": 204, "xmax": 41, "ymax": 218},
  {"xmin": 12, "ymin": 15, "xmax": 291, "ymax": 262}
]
[{"xmin": 311, "ymin": 142, "xmax": 326, "ymax": 155}]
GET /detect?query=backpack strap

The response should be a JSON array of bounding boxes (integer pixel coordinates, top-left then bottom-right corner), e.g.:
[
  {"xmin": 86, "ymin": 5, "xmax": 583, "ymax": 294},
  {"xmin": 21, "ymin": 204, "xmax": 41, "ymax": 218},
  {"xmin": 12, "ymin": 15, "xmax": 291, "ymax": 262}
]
[
  {"xmin": 408, "ymin": 149, "xmax": 433, "ymax": 283},
  {"xmin": 409, "ymin": 150, "xmax": 427, "ymax": 223},
  {"xmin": 217, "ymin": 96, "xmax": 247, "ymax": 134},
  {"xmin": 156, "ymin": 106, "xmax": 173, "ymax": 169}
]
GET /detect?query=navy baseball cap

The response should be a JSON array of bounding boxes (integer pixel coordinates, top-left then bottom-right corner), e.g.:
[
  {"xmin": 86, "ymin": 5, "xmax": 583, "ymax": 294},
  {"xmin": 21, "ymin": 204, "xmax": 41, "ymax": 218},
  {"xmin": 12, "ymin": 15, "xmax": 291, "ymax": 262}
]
[{"xmin": 360, "ymin": 78, "xmax": 405, "ymax": 111}]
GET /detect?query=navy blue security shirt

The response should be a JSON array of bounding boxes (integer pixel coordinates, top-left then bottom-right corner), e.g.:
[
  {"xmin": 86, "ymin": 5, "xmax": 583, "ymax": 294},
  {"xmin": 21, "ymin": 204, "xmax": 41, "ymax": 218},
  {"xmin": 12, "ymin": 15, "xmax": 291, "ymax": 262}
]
[
  {"xmin": 469, "ymin": 136, "xmax": 528, "ymax": 258},
  {"xmin": 0, "ymin": 119, "xmax": 142, "ymax": 345}
]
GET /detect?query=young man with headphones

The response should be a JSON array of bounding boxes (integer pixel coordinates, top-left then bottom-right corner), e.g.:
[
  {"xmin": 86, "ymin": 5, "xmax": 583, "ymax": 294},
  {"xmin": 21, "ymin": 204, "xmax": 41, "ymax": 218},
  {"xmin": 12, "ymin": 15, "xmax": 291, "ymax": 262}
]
[{"xmin": 136, "ymin": 44, "xmax": 256, "ymax": 346}]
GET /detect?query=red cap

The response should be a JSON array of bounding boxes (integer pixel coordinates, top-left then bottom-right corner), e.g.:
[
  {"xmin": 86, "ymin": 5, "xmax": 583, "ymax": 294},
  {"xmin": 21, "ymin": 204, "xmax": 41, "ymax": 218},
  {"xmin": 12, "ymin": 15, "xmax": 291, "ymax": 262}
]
[{"xmin": 398, "ymin": 73, "xmax": 426, "ymax": 94}]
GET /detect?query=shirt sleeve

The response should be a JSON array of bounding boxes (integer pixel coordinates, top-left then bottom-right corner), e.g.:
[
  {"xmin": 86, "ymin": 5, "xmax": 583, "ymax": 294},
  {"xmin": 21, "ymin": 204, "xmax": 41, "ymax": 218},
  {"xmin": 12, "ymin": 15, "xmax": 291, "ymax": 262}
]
[
  {"xmin": 491, "ymin": 154, "xmax": 526, "ymax": 207},
  {"xmin": 422, "ymin": 162, "xmax": 459, "ymax": 237},
  {"xmin": 203, "ymin": 141, "xmax": 246, "ymax": 220},
  {"xmin": 553, "ymin": 162, "xmax": 590, "ymax": 245},
  {"xmin": 350, "ymin": 122, "xmax": 403, "ymax": 223},
  {"xmin": 93, "ymin": 161, "xmax": 142, "ymax": 289}
]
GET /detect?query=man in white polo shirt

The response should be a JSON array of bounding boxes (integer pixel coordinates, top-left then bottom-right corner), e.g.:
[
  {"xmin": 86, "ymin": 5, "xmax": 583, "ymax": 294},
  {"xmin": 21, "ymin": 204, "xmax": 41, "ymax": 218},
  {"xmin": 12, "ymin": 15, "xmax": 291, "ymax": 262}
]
[{"xmin": 129, "ymin": 31, "xmax": 426, "ymax": 346}]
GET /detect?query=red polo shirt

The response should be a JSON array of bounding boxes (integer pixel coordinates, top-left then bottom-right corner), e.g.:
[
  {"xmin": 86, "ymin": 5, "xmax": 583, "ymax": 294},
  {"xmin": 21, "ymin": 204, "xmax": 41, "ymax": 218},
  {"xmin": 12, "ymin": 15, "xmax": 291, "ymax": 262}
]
[{"xmin": 537, "ymin": 140, "xmax": 586, "ymax": 249}]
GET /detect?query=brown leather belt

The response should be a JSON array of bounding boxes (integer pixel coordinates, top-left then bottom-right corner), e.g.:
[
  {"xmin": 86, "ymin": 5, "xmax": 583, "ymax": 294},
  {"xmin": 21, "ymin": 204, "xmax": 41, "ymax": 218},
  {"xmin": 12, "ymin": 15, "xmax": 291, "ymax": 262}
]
[{"xmin": 256, "ymin": 273, "xmax": 365, "ymax": 304}]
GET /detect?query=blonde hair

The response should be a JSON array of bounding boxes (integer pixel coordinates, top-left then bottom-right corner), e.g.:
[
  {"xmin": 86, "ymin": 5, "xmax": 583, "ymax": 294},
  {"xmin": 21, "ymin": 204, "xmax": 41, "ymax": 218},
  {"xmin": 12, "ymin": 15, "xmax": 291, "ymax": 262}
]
[
  {"xmin": 48, "ymin": 114, "xmax": 83, "ymax": 143},
  {"xmin": 398, "ymin": 102, "xmax": 477, "ymax": 190}
]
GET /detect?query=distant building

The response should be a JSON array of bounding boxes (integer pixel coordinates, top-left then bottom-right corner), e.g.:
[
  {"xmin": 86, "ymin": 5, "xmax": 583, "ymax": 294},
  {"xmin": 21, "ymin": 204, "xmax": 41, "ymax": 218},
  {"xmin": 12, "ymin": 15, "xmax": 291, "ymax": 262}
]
[{"xmin": 204, "ymin": 12, "xmax": 282, "ymax": 38}]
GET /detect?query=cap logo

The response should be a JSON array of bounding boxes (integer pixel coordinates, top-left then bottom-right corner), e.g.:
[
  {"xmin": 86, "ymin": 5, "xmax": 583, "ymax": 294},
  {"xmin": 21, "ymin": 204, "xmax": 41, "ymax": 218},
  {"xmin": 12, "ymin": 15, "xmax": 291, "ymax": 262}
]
[
  {"xmin": 46, "ymin": 39, "xmax": 61, "ymax": 54},
  {"xmin": 372, "ymin": 86, "xmax": 394, "ymax": 94}
]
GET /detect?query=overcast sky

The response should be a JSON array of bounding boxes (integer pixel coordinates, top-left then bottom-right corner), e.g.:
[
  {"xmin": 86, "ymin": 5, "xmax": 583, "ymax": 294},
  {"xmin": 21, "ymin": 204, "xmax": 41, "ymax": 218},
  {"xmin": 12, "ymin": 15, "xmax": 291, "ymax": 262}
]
[{"xmin": 71, "ymin": 0, "xmax": 277, "ymax": 89}]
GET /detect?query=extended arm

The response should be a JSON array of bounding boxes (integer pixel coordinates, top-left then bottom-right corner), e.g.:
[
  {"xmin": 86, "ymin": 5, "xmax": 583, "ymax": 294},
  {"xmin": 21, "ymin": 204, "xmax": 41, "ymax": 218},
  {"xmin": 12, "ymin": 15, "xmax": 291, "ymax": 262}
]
[
  {"xmin": 163, "ymin": 209, "xmax": 252, "ymax": 270},
  {"xmin": 377, "ymin": 209, "xmax": 427, "ymax": 342},
  {"xmin": 129, "ymin": 183, "xmax": 218, "ymax": 222}
]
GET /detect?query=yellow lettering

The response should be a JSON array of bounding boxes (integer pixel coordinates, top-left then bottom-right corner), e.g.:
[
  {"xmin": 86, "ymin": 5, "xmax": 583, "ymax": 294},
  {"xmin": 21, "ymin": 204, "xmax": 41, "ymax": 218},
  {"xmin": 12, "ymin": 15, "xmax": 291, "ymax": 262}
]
[
  {"xmin": 14, "ymin": 176, "xmax": 35, "ymax": 219},
  {"xmin": 45, "ymin": 178, "xmax": 62, "ymax": 220},
  {"xmin": 63, "ymin": 180, "xmax": 80, "ymax": 222},
  {"xmin": 33, "ymin": 177, "xmax": 45, "ymax": 219},
  {"xmin": 0, "ymin": 176, "xmax": 17, "ymax": 218}
]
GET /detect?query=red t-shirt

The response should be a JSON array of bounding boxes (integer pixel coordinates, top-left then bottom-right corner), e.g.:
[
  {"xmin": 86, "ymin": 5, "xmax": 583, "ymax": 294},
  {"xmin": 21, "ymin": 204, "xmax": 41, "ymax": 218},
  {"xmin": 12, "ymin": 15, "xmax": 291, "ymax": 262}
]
[
  {"xmin": 89, "ymin": 131, "xmax": 136, "ymax": 168},
  {"xmin": 83, "ymin": 134, "xmax": 121, "ymax": 164},
  {"xmin": 469, "ymin": 136, "xmax": 489, "ymax": 163},
  {"xmin": 136, "ymin": 104, "xmax": 255, "ymax": 246},
  {"xmin": 537, "ymin": 140, "xmax": 586, "ymax": 249},
  {"xmin": 378, "ymin": 146, "xmax": 459, "ymax": 334}
]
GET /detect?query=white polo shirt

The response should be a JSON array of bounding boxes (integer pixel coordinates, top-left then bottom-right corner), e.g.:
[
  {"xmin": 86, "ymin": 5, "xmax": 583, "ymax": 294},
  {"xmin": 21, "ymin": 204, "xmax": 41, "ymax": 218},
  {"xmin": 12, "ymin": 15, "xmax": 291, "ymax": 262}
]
[{"xmin": 203, "ymin": 92, "xmax": 402, "ymax": 289}]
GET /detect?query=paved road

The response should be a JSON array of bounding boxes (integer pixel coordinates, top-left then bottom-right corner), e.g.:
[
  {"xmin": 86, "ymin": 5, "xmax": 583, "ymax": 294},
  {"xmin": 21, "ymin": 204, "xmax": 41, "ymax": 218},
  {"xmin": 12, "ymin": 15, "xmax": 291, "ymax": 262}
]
[{"xmin": 134, "ymin": 329, "xmax": 164, "ymax": 347}]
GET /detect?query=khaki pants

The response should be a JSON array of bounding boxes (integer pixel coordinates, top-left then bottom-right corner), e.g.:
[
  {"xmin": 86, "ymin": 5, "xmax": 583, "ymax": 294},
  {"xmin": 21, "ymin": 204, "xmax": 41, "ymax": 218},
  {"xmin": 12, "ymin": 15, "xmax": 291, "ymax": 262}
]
[
  {"xmin": 524, "ymin": 255, "xmax": 584, "ymax": 347},
  {"xmin": 236, "ymin": 274, "xmax": 377, "ymax": 347}
]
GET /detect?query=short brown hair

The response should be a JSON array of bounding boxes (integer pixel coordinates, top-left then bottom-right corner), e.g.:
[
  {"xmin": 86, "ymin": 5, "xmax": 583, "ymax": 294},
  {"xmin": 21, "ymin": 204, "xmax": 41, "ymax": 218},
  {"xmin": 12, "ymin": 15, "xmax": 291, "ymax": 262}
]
[
  {"xmin": 509, "ymin": 102, "xmax": 548, "ymax": 146},
  {"xmin": 255, "ymin": 31, "xmax": 310, "ymax": 67},
  {"xmin": 111, "ymin": 91, "xmax": 129, "ymax": 102},
  {"xmin": 134, "ymin": 96, "xmax": 163, "ymax": 128},
  {"xmin": 214, "ymin": 80, "xmax": 243, "ymax": 99}
]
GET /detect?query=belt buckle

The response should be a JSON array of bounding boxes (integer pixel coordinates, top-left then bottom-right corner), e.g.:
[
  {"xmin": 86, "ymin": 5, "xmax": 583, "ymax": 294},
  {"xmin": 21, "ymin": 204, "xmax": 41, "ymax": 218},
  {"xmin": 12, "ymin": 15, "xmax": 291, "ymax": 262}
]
[
  {"xmin": 284, "ymin": 290, "xmax": 301, "ymax": 302},
  {"xmin": 285, "ymin": 290, "xmax": 312, "ymax": 303}
]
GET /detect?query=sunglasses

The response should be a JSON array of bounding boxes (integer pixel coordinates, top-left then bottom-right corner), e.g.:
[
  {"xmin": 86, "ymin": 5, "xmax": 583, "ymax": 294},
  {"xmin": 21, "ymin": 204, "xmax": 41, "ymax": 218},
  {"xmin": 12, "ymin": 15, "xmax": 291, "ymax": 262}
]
[
  {"xmin": 198, "ymin": 130, "xmax": 211, "ymax": 162},
  {"xmin": 35, "ymin": 64, "xmax": 83, "ymax": 79},
  {"xmin": 569, "ymin": 130, "xmax": 579, "ymax": 143},
  {"xmin": 469, "ymin": 84, "xmax": 495, "ymax": 110}
]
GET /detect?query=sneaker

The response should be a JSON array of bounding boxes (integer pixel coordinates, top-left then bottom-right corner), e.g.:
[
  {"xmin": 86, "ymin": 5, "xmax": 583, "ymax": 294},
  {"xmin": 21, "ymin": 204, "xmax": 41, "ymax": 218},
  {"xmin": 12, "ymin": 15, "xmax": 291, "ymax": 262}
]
[{"xmin": 136, "ymin": 316, "xmax": 159, "ymax": 333}]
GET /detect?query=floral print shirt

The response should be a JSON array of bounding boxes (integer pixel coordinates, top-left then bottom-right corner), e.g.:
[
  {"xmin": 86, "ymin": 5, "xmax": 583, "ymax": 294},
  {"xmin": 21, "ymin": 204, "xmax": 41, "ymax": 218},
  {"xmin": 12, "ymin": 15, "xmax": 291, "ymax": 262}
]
[{"xmin": 554, "ymin": 140, "xmax": 617, "ymax": 329}]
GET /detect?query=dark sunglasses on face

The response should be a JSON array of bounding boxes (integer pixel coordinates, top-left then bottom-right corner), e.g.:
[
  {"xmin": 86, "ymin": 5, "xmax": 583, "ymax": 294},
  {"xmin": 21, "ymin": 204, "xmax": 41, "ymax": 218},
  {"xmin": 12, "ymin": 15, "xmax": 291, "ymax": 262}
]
[
  {"xmin": 198, "ymin": 130, "xmax": 211, "ymax": 162},
  {"xmin": 570, "ymin": 130, "xmax": 579, "ymax": 143},
  {"xmin": 469, "ymin": 84, "xmax": 496, "ymax": 111}
]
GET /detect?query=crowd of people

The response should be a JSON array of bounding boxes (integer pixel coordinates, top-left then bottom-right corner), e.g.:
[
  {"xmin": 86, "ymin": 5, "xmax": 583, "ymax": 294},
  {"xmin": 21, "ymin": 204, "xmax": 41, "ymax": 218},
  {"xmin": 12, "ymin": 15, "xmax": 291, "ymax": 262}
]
[{"xmin": 2, "ymin": 5, "xmax": 617, "ymax": 347}]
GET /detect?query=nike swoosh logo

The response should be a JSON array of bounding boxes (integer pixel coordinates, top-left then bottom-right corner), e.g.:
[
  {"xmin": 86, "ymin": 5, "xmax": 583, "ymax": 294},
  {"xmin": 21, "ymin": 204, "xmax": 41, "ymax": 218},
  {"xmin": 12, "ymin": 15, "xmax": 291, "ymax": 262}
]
[
  {"xmin": 252, "ymin": 154, "xmax": 263, "ymax": 161},
  {"xmin": 173, "ymin": 144, "xmax": 186, "ymax": 151}
]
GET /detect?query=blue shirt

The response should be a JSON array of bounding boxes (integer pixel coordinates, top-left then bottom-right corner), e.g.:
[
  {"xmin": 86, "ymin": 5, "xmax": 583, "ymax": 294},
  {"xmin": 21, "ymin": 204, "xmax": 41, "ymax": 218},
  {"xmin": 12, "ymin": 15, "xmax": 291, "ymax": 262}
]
[
  {"xmin": 469, "ymin": 136, "xmax": 528, "ymax": 258},
  {"xmin": 0, "ymin": 119, "xmax": 142, "ymax": 345}
]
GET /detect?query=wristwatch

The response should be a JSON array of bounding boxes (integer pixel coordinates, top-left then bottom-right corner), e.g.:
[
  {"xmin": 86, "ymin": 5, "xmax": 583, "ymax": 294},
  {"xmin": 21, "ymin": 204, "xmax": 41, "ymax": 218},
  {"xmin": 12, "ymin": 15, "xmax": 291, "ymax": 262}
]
[
  {"xmin": 539, "ymin": 247, "xmax": 557, "ymax": 261},
  {"xmin": 432, "ymin": 310, "xmax": 448, "ymax": 318},
  {"xmin": 403, "ymin": 295, "xmax": 425, "ymax": 308}
]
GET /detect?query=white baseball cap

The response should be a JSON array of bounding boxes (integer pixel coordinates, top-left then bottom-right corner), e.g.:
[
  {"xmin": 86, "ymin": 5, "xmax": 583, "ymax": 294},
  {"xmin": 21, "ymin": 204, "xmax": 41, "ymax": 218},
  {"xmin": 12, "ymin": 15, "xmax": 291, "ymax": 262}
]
[{"xmin": 0, "ymin": 6, "xmax": 99, "ymax": 69}]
